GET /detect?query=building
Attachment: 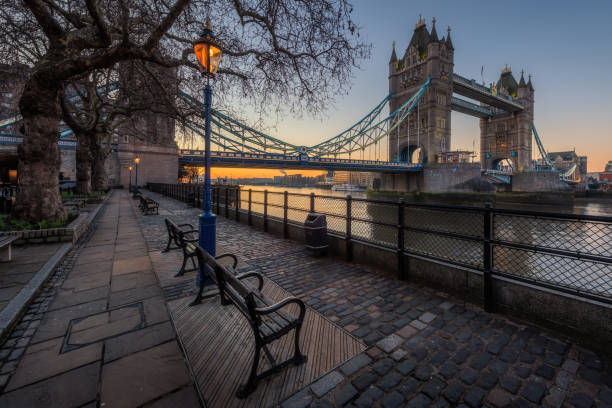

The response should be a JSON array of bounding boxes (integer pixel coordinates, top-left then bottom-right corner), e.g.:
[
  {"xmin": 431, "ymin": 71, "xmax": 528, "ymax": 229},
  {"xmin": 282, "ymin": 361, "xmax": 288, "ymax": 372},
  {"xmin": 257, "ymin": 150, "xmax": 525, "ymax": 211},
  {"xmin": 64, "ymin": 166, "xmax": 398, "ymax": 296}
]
[
  {"xmin": 388, "ymin": 16, "xmax": 453, "ymax": 164},
  {"xmin": 333, "ymin": 171, "xmax": 372, "ymax": 186},
  {"xmin": 599, "ymin": 161, "xmax": 612, "ymax": 190}
]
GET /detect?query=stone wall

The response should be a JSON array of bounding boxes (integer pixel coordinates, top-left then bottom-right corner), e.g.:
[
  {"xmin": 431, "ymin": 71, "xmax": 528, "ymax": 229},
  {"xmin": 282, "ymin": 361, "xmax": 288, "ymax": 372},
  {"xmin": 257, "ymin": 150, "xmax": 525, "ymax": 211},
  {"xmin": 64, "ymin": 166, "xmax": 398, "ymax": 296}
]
[
  {"xmin": 377, "ymin": 163, "xmax": 487, "ymax": 193},
  {"xmin": 511, "ymin": 171, "xmax": 571, "ymax": 192}
]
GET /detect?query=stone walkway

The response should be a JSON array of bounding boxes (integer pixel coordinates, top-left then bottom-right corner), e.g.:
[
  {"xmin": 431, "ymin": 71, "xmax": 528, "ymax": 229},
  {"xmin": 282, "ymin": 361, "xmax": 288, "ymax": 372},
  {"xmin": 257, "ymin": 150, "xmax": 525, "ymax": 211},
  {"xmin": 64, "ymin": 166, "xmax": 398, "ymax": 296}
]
[
  {"xmin": 137, "ymin": 190, "xmax": 612, "ymax": 408},
  {"xmin": 0, "ymin": 191, "xmax": 198, "ymax": 407}
]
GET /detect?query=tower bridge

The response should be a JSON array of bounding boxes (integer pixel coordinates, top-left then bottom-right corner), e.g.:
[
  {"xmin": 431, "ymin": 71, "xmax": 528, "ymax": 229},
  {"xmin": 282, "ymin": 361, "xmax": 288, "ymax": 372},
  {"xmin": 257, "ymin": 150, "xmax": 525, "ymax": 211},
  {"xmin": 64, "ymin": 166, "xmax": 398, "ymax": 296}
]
[{"xmin": 0, "ymin": 15, "xmax": 586, "ymax": 192}]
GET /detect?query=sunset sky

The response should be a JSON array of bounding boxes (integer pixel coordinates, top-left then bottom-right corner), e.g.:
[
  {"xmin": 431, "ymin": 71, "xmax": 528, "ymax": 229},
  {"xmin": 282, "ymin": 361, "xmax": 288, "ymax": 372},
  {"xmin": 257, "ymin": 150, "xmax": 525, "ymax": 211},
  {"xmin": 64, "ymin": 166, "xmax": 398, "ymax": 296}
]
[{"xmin": 189, "ymin": 0, "xmax": 612, "ymax": 177}]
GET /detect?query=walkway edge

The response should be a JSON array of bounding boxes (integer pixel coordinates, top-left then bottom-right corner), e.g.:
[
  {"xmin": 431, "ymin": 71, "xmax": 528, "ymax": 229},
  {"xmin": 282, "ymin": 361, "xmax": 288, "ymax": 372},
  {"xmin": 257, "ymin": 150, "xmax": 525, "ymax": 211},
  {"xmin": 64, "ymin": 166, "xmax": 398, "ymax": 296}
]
[{"xmin": 0, "ymin": 193, "xmax": 109, "ymax": 342}]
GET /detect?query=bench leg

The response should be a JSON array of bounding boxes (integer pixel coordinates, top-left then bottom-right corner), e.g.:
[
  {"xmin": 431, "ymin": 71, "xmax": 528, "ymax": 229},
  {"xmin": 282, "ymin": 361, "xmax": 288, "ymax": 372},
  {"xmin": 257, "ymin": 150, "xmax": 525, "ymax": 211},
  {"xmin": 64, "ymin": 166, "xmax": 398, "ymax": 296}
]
[
  {"xmin": 293, "ymin": 323, "xmax": 307, "ymax": 365},
  {"xmin": 176, "ymin": 255, "xmax": 188, "ymax": 277},
  {"xmin": 0, "ymin": 244, "xmax": 11, "ymax": 262},
  {"xmin": 162, "ymin": 235, "xmax": 173, "ymax": 253},
  {"xmin": 237, "ymin": 343, "xmax": 261, "ymax": 398}
]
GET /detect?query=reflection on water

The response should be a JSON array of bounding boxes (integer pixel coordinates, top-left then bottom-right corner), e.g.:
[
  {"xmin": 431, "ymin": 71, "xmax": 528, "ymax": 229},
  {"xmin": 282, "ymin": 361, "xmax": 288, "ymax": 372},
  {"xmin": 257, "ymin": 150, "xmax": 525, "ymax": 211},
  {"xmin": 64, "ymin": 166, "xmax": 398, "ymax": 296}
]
[{"xmin": 237, "ymin": 185, "xmax": 611, "ymax": 297}]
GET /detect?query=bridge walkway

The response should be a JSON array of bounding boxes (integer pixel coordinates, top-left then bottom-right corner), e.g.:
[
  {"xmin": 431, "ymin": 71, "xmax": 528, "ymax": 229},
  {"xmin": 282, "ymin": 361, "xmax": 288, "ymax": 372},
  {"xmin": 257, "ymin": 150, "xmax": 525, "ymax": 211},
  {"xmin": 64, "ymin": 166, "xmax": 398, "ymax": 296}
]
[{"xmin": 135, "ymin": 191, "xmax": 612, "ymax": 408}]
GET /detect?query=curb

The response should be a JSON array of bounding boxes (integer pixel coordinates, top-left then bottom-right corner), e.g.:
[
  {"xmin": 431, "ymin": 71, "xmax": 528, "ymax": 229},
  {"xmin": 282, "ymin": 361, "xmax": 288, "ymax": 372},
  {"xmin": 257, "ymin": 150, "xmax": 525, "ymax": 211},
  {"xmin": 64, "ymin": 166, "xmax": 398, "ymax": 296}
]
[{"xmin": 0, "ymin": 193, "xmax": 110, "ymax": 342}]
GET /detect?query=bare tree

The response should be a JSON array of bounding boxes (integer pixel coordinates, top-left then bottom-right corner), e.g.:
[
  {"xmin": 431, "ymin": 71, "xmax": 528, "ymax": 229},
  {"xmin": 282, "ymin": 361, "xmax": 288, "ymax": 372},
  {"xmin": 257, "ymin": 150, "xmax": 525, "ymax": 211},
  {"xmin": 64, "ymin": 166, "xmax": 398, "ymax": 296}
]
[{"xmin": 0, "ymin": 0, "xmax": 369, "ymax": 221}]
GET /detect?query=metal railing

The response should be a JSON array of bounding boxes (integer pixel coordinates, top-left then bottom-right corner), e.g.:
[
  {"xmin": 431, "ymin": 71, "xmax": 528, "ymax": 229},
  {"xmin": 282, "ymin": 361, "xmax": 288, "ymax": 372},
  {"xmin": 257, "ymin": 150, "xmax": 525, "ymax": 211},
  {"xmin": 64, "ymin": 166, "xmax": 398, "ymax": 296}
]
[{"xmin": 147, "ymin": 183, "xmax": 612, "ymax": 308}]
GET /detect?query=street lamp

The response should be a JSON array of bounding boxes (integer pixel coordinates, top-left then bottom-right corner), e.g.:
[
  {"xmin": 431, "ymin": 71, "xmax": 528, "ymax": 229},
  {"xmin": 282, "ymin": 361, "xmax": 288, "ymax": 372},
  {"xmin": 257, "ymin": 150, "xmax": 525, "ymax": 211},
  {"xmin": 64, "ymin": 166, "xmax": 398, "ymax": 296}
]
[
  {"xmin": 128, "ymin": 166, "xmax": 133, "ymax": 192},
  {"xmin": 193, "ymin": 19, "xmax": 222, "ymax": 258},
  {"xmin": 133, "ymin": 157, "xmax": 140, "ymax": 196}
]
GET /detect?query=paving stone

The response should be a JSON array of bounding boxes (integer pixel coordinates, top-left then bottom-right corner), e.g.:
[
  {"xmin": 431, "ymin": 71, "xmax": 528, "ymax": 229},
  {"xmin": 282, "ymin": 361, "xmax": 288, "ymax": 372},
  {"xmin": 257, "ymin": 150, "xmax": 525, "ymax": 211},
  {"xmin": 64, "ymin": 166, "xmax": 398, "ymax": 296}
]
[
  {"xmin": 421, "ymin": 376, "xmax": 445, "ymax": 399},
  {"xmin": 381, "ymin": 390, "xmax": 404, "ymax": 408},
  {"xmin": 396, "ymin": 358, "xmax": 416, "ymax": 375},
  {"xmin": 396, "ymin": 377, "xmax": 420, "ymax": 397},
  {"xmin": 410, "ymin": 320, "xmax": 427, "ymax": 330},
  {"xmin": 542, "ymin": 386, "xmax": 566, "ymax": 408},
  {"xmin": 490, "ymin": 360, "xmax": 509, "ymax": 376},
  {"xmin": 372, "ymin": 358, "xmax": 394, "ymax": 376},
  {"xmin": 6, "ymin": 337, "xmax": 102, "ymax": 391},
  {"xmin": 0, "ymin": 362, "xmax": 100, "ymax": 408},
  {"xmin": 282, "ymin": 390, "xmax": 312, "ymax": 408},
  {"xmin": 352, "ymin": 327, "xmax": 370, "ymax": 337},
  {"xmin": 414, "ymin": 365, "xmax": 433, "ymax": 381},
  {"xmin": 390, "ymin": 348, "xmax": 407, "ymax": 361},
  {"xmin": 535, "ymin": 364, "xmax": 555, "ymax": 380},
  {"xmin": 469, "ymin": 352, "xmax": 492, "ymax": 370},
  {"xmin": 487, "ymin": 388, "xmax": 514, "ymax": 407},
  {"xmin": 544, "ymin": 352, "xmax": 564, "ymax": 367},
  {"xmin": 562, "ymin": 359, "xmax": 580, "ymax": 374},
  {"xmin": 439, "ymin": 301, "xmax": 455, "ymax": 310},
  {"xmin": 354, "ymin": 385, "xmax": 383, "ymax": 407},
  {"xmin": 463, "ymin": 387, "xmax": 486, "ymax": 407},
  {"xmin": 376, "ymin": 334, "xmax": 403, "ymax": 353},
  {"xmin": 363, "ymin": 332, "xmax": 383, "ymax": 346},
  {"xmin": 334, "ymin": 384, "xmax": 358, "ymax": 406},
  {"xmin": 311, "ymin": 371, "xmax": 344, "ymax": 398},
  {"xmin": 430, "ymin": 397, "xmax": 451, "ymax": 408},
  {"xmin": 601, "ymin": 389, "xmax": 612, "ymax": 405},
  {"xmin": 419, "ymin": 312, "xmax": 437, "ymax": 323},
  {"xmin": 405, "ymin": 393, "xmax": 432, "ymax": 408},
  {"xmin": 477, "ymin": 371, "xmax": 499, "ymax": 390},
  {"xmin": 339, "ymin": 353, "xmax": 372, "ymax": 376},
  {"xmin": 100, "ymin": 341, "xmax": 190, "ymax": 407},
  {"xmin": 352, "ymin": 370, "xmax": 378, "ymax": 391},
  {"xmin": 442, "ymin": 381, "xmax": 465, "ymax": 404},
  {"xmin": 569, "ymin": 392, "xmax": 593, "ymax": 408},
  {"xmin": 521, "ymin": 380, "xmax": 546, "ymax": 404},
  {"xmin": 500, "ymin": 375, "xmax": 521, "ymax": 394},
  {"xmin": 375, "ymin": 368, "xmax": 400, "ymax": 389},
  {"xmin": 580, "ymin": 367, "xmax": 601, "ymax": 385},
  {"xmin": 555, "ymin": 369, "xmax": 572, "ymax": 390},
  {"xmin": 515, "ymin": 364, "xmax": 531, "ymax": 379},
  {"xmin": 104, "ymin": 321, "xmax": 175, "ymax": 363},
  {"xmin": 396, "ymin": 324, "xmax": 418, "ymax": 339},
  {"xmin": 459, "ymin": 369, "xmax": 479, "ymax": 385}
]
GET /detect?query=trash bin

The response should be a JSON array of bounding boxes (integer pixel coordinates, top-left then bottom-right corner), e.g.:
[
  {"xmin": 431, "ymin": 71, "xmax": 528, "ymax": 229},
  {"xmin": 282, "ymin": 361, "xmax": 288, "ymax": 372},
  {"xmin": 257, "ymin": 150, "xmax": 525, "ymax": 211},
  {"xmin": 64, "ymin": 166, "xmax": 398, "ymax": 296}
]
[{"xmin": 304, "ymin": 213, "xmax": 328, "ymax": 255}]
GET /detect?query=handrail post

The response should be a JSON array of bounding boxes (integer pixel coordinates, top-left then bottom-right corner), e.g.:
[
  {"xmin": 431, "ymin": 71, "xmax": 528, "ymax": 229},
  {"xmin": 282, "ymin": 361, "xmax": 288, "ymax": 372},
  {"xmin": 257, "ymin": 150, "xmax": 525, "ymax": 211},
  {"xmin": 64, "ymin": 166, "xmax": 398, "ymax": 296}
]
[
  {"xmin": 235, "ymin": 186, "xmax": 240, "ymax": 221},
  {"xmin": 263, "ymin": 190, "xmax": 268, "ymax": 232},
  {"xmin": 345, "ymin": 195, "xmax": 352, "ymax": 261},
  {"xmin": 483, "ymin": 203, "xmax": 494, "ymax": 313},
  {"xmin": 310, "ymin": 192, "xmax": 315, "ymax": 213},
  {"xmin": 397, "ymin": 199, "xmax": 405, "ymax": 280},
  {"xmin": 283, "ymin": 191, "xmax": 288, "ymax": 238},
  {"xmin": 225, "ymin": 187, "xmax": 229, "ymax": 217},
  {"xmin": 248, "ymin": 189, "xmax": 252, "ymax": 225},
  {"xmin": 216, "ymin": 186, "xmax": 220, "ymax": 214}
]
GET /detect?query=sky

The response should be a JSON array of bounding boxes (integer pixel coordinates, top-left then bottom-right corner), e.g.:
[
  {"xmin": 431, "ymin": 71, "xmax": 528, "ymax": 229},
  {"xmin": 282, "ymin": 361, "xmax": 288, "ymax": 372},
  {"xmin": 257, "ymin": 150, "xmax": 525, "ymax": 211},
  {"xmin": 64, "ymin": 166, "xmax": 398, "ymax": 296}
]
[{"xmin": 207, "ymin": 0, "xmax": 612, "ymax": 177}]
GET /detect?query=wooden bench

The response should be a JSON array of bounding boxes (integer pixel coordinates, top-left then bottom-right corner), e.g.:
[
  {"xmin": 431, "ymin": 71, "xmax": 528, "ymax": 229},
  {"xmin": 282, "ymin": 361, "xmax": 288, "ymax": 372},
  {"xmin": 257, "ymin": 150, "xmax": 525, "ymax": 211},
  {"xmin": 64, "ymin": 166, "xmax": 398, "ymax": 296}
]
[
  {"xmin": 0, "ymin": 235, "xmax": 19, "ymax": 262},
  {"xmin": 164, "ymin": 218, "xmax": 200, "ymax": 277},
  {"xmin": 138, "ymin": 195, "xmax": 159, "ymax": 215},
  {"xmin": 191, "ymin": 245, "xmax": 307, "ymax": 398}
]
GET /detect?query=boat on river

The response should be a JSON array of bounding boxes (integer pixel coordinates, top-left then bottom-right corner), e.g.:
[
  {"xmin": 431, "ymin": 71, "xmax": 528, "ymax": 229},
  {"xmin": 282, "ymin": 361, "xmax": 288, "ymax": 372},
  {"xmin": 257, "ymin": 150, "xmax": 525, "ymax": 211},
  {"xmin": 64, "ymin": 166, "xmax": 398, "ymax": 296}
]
[{"xmin": 331, "ymin": 184, "xmax": 366, "ymax": 192}]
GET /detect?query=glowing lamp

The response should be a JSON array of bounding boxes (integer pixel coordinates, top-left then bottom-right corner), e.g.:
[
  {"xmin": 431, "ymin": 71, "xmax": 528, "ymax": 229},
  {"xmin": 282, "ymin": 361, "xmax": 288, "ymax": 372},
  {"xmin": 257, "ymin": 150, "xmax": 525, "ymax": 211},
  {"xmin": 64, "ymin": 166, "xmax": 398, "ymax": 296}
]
[
  {"xmin": 193, "ymin": 19, "xmax": 222, "ymax": 78},
  {"xmin": 134, "ymin": 157, "xmax": 140, "ymax": 164}
]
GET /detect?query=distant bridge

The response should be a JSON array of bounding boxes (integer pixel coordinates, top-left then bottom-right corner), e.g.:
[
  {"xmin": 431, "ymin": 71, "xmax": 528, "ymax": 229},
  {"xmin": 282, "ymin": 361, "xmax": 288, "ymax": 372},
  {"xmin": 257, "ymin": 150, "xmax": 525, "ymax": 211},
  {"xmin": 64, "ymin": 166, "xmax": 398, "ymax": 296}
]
[{"xmin": 179, "ymin": 150, "xmax": 423, "ymax": 173}]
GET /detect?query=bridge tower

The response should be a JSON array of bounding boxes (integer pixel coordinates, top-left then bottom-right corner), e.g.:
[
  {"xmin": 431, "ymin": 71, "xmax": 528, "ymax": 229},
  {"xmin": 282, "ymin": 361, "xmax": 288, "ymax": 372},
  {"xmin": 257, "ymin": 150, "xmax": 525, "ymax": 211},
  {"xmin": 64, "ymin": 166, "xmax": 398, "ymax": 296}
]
[
  {"xmin": 480, "ymin": 68, "xmax": 534, "ymax": 171},
  {"xmin": 389, "ymin": 16, "xmax": 454, "ymax": 164}
]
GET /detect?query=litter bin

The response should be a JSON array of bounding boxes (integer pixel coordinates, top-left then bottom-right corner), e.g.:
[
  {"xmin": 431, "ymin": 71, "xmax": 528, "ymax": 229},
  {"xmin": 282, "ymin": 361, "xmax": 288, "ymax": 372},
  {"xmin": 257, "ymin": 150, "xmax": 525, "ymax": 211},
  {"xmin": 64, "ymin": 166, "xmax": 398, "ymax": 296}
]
[{"xmin": 304, "ymin": 213, "xmax": 328, "ymax": 255}]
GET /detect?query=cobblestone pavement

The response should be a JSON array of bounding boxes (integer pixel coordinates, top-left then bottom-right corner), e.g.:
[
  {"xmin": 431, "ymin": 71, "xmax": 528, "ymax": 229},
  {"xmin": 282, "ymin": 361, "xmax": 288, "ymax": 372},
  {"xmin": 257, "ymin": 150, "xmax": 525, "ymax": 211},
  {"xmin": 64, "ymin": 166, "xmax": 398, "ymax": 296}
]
[
  {"xmin": 138, "ymin": 190, "xmax": 612, "ymax": 408},
  {"xmin": 0, "ymin": 191, "xmax": 198, "ymax": 407}
]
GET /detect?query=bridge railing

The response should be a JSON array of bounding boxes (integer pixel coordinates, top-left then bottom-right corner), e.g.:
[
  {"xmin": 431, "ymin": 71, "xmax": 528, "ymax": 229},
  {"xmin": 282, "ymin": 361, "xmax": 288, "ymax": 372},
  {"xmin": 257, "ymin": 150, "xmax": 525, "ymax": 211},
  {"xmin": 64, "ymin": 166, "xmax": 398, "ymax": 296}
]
[{"xmin": 147, "ymin": 183, "xmax": 612, "ymax": 309}]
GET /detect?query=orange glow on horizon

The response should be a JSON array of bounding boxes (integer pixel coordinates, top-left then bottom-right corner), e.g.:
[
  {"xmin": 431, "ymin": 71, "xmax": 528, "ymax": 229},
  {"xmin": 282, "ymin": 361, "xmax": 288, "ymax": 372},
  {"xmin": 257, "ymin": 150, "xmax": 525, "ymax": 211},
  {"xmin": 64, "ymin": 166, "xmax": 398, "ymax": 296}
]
[{"xmin": 208, "ymin": 168, "xmax": 326, "ymax": 179}]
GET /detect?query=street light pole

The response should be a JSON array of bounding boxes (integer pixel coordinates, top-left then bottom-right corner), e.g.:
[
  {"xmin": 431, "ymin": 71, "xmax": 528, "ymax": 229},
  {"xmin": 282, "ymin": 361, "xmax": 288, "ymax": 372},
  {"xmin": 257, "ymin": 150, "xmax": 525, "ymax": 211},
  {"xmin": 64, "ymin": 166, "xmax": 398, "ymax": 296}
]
[
  {"xmin": 128, "ymin": 166, "xmax": 133, "ymax": 193},
  {"xmin": 133, "ymin": 157, "xmax": 140, "ymax": 196},
  {"xmin": 199, "ymin": 77, "xmax": 216, "ymax": 256}
]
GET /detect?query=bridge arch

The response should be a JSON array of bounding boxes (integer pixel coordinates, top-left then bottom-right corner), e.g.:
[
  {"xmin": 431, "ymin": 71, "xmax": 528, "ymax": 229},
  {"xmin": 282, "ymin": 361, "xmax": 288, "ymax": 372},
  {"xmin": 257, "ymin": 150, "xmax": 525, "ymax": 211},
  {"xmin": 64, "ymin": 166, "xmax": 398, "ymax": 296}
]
[
  {"xmin": 399, "ymin": 145, "xmax": 426, "ymax": 164},
  {"xmin": 491, "ymin": 158, "xmax": 514, "ymax": 172}
]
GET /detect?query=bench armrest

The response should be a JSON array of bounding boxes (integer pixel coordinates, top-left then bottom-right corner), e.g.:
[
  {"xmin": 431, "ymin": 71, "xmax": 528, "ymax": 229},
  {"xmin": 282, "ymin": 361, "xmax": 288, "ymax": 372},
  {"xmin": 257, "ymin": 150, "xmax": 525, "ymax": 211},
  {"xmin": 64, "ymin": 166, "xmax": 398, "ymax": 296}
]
[
  {"xmin": 178, "ymin": 223, "xmax": 194, "ymax": 229},
  {"xmin": 182, "ymin": 229, "xmax": 199, "ymax": 235},
  {"xmin": 235, "ymin": 272, "xmax": 263, "ymax": 291},
  {"xmin": 214, "ymin": 253, "xmax": 238, "ymax": 269},
  {"xmin": 255, "ymin": 297, "xmax": 306, "ymax": 321}
]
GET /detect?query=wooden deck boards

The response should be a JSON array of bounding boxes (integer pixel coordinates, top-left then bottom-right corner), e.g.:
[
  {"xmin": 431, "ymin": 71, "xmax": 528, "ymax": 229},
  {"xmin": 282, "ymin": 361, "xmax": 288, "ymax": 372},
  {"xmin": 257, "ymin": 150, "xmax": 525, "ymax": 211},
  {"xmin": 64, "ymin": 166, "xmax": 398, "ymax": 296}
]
[{"xmin": 168, "ymin": 278, "xmax": 366, "ymax": 408}]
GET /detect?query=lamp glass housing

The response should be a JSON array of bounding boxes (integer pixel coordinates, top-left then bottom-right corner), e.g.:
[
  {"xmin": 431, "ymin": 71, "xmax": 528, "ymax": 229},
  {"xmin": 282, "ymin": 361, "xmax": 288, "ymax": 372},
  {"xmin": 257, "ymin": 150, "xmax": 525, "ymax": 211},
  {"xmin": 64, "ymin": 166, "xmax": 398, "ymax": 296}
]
[{"xmin": 134, "ymin": 158, "xmax": 140, "ymax": 164}]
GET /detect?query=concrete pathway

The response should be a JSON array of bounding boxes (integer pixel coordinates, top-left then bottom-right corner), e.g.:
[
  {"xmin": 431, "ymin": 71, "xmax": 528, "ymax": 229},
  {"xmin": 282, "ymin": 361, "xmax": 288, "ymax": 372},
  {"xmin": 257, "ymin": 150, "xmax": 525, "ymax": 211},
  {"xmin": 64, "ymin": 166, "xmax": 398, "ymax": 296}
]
[
  {"xmin": 0, "ymin": 191, "xmax": 198, "ymax": 407},
  {"xmin": 137, "ymin": 190, "xmax": 612, "ymax": 408}
]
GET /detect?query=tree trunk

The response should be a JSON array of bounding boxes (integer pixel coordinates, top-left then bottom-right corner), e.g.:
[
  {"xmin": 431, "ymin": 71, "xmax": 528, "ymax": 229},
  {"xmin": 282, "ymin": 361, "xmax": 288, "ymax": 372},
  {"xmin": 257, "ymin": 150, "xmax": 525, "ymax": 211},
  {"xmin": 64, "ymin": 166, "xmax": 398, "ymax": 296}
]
[
  {"xmin": 75, "ymin": 134, "xmax": 93, "ymax": 195},
  {"xmin": 13, "ymin": 77, "xmax": 66, "ymax": 222},
  {"xmin": 90, "ymin": 133, "xmax": 108, "ymax": 192}
]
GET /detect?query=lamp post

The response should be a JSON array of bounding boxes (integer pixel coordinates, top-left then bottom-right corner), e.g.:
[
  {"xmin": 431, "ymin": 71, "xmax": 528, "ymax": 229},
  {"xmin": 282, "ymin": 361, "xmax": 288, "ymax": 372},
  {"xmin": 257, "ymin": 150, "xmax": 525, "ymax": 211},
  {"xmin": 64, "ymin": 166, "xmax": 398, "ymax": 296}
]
[
  {"xmin": 133, "ymin": 157, "xmax": 140, "ymax": 196},
  {"xmin": 128, "ymin": 166, "xmax": 133, "ymax": 192},
  {"xmin": 193, "ymin": 19, "xmax": 222, "ymax": 258}
]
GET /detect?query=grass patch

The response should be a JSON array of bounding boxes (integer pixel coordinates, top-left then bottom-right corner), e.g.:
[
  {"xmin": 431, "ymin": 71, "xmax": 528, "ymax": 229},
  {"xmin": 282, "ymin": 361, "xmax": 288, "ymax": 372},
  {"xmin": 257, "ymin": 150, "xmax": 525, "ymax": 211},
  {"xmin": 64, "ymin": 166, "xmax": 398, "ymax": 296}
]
[
  {"xmin": 0, "ymin": 212, "xmax": 78, "ymax": 231},
  {"xmin": 61, "ymin": 191, "xmax": 104, "ymax": 200}
]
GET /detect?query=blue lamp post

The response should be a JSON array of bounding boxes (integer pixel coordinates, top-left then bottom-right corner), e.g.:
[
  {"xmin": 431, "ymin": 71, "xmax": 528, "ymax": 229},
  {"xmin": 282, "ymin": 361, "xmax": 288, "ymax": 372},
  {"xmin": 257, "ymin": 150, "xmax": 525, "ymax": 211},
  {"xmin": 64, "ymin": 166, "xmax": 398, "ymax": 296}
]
[
  {"xmin": 193, "ymin": 19, "xmax": 222, "ymax": 259},
  {"xmin": 128, "ymin": 166, "xmax": 133, "ymax": 192},
  {"xmin": 133, "ymin": 157, "xmax": 140, "ymax": 196}
]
